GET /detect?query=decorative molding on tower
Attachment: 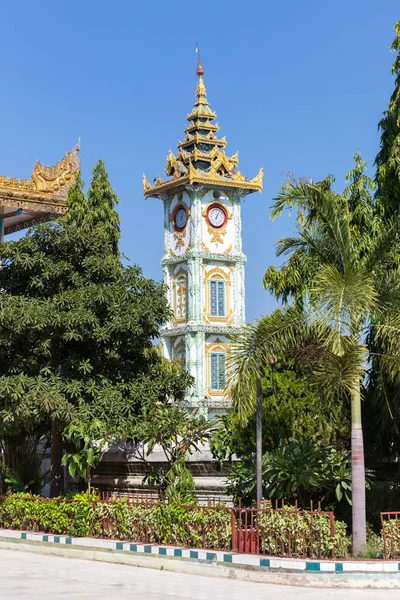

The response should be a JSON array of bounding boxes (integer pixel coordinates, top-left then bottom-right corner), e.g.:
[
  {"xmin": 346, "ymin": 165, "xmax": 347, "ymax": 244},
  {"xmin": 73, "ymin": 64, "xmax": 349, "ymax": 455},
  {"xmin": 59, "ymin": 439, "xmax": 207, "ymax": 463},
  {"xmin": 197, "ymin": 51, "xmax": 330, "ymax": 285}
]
[
  {"xmin": 144, "ymin": 55, "xmax": 262, "ymax": 416},
  {"xmin": 142, "ymin": 60, "xmax": 263, "ymax": 200}
]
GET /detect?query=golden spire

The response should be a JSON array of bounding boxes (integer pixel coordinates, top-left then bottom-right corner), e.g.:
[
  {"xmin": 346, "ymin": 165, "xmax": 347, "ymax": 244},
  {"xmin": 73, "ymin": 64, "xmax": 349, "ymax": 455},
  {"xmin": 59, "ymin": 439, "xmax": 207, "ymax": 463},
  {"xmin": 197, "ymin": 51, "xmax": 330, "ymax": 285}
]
[
  {"xmin": 142, "ymin": 48, "xmax": 263, "ymax": 198},
  {"xmin": 195, "ymin": 45, "xmax": 207, "ymax": 100}
]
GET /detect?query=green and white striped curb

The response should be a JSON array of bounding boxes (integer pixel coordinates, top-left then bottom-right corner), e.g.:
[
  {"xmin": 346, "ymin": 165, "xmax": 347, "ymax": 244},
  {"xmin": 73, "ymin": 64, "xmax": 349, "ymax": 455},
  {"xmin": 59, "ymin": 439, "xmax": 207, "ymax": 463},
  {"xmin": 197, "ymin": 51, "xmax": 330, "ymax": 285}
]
[{"xmin": 0, "ymin": 528, "xmax": 399, "ymax": 575}]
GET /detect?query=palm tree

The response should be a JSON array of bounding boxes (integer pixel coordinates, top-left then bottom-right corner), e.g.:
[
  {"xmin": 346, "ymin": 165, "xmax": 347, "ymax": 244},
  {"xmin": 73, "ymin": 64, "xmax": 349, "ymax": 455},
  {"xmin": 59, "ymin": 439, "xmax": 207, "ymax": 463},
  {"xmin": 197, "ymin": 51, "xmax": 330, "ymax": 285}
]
[
  {"xmin": 226, "ymin": 320, "xmax": 277, "ymax": 508},
  {"xmin": 259, "ymin": 160, "xmax": 400, "ymax": 553}
]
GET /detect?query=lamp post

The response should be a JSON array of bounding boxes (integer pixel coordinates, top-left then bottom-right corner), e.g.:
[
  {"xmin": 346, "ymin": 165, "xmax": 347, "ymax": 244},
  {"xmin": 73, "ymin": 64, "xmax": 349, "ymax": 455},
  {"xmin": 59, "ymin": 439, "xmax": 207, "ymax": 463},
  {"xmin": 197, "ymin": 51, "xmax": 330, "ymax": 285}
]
[{"xmin": 256, "ymin": 355, "xmax": 277, "ymax": 509}]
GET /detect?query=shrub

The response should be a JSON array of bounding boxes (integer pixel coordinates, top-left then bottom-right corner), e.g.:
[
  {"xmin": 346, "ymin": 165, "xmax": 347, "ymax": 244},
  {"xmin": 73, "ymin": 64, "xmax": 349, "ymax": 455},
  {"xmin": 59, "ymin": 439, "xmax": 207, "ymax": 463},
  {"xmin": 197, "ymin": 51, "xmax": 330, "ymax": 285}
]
[
  {"xmin": 380, "ymin": 520, "xmax": 400, "ymax": 558},
  {"xmin": 257, "ymin": 505, "xmax": 350, "ymax": 558},
  {"xmin": 0, "ymin": 494, "xmax": 348, "ymax": 556}
]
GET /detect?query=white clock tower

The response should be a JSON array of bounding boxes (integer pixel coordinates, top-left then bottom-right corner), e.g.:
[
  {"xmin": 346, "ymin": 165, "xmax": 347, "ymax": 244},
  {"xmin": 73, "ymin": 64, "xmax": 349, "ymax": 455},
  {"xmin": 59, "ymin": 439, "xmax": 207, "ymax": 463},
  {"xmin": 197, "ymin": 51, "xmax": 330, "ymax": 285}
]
[{"xmin": 143, "ymin": 58, "xmax": 263, "ymax": 418}]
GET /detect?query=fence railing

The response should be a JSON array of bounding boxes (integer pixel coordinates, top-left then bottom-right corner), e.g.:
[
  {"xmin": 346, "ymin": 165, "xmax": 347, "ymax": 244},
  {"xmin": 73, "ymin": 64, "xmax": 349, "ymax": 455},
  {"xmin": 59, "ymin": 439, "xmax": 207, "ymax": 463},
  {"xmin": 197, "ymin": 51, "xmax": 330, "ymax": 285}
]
[
  {"xmin": 232, "ymin": 500, "xmax": 336, "ymax": 558},
  {"xmin": 381, "ymin": 511, "xmax": 400, "ymax": 558},
  {"xmin": 0, "ymin": 494, "xmax": 338, "ymax": 558}
]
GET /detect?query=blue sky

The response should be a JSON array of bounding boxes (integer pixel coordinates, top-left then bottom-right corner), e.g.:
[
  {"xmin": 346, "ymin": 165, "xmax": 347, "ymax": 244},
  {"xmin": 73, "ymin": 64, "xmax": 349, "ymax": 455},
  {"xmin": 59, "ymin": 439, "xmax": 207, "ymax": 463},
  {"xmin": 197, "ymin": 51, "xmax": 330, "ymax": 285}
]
[{"xmin": 0, "ymin": 1, "xmax": 398, "ymax": 321}]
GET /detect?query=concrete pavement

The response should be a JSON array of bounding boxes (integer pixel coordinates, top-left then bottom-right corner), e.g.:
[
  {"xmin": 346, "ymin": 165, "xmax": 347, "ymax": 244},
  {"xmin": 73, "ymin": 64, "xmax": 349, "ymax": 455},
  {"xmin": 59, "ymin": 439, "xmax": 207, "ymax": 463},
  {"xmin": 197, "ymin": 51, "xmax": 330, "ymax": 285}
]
[{"xmin": 1, "ymin": 549, "xmax": 400, "ymax": 599}]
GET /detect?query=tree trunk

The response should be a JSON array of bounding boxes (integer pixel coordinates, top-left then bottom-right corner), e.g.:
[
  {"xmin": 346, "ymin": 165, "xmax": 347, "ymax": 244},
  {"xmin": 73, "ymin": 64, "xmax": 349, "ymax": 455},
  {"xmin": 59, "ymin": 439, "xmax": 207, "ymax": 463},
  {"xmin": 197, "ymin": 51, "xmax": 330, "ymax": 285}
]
[
  {"xmin": 256, "ymin": 376, "xmax": 263, "ymax": 509},
  {"xmin": 50, "ymin": 419, "xmax": 64, "ymax": 497},
  {"xmin": 351, "ymin": 385, "xmax": 366, "ymax": 554}
]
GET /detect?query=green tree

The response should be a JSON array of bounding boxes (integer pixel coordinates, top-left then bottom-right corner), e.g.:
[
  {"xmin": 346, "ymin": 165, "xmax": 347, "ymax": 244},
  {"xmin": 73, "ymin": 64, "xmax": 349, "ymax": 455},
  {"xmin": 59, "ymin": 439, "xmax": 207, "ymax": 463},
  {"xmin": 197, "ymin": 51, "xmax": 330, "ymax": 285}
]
[
  {"xmin": 128, "ymin": 403, "xmax": 212, "ymax": 503},
  {"xmin": 0, "ymin": 161, "xmax": 191, "ymax": 497},
  {"xmin": 225, "ymin": 317, "xmax": 278, "ymax": 508},
  {"xmin": 62, "ymin": 419, "xmax": 110, "ymax": 496},
  {"xmin": 213, "ymin": 357, "xmax": 348, "ymax": 463},
  {"xmin": 226, "ymin": 438, "xmax": 352, "ymax": 508},
  {"xmin": 375, "ymin": 21, "xmax": 400, "ymax": 217},
  {"xmin": 86, "ymin": 160, "xmax": 120, "ymax": 253},
  {"xmin": 261, "ymin": 169, "xmax": 400, "ymax": 553}
]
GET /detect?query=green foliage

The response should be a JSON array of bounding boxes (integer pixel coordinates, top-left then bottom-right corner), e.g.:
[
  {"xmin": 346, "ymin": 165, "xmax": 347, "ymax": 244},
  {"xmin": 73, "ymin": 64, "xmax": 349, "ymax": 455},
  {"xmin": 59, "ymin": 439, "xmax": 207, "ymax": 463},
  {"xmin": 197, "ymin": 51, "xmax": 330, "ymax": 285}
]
[
  {"xmin": 65, "ymin": 172, "xmax": 86, "ymax": 227},
  {"xmin": 212, "ymin": 358, "xmax": 348, "ymax": 463},
  {"xmin": 0, "ymin": 429, "xmax": 50, "ymax": 494},
  {"xmin": 380, "ymin": 520, "xmax": 400, "ymax": 558},
  {"xmin": 355, "ymin": 524, "xmax": 383, "ymax": 559},
  {"xmin": 0, "ymin": 162, "xmax": 192, "ymax": 442},
  {"xmin": 0, "ymin": 494, "xmax": 350, "ymax": 557},
  {"xmin": 257, "ymin": 504, "xmax": 350, "ymax": 558},
  {"xmin": 225, "ymin": 438, "xmax": 352, "ymax": 508},
  {"xmin": 0, "ymin": 494, "xmax": 231, "ymax": 549},
  {"xmin": 375, "ymin": 21, "xmax": 400, "ymax": 217},
  {"xmin": 130, "ymin": 405, "xmax": 213, "ymax": 503},
  {"xmin": 262, "ymin": 439, "xmax": 352, "ymax": 505},
  {"xmin": 260, "ymin": 149, "xmax": 400, "ymax": 552},
  {"xmin": 85, "ymin": 160, "xmax": 121, "ymax": 254},
  {"xmin": 62, "ymin": 419, "xmax": 110, "ymax": 495}
]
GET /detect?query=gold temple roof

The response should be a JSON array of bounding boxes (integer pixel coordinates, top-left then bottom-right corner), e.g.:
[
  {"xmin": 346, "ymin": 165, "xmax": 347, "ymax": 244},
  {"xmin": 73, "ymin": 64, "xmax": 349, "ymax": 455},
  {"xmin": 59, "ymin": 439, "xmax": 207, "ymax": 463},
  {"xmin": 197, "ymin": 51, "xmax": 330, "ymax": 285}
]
[
  {"xmin": 143, "ymin": 59, "xmax": 263, "ymax": 198},
  {"xmin": 0, "ymin": 142, "xmax": 80, "ymax": 234}
]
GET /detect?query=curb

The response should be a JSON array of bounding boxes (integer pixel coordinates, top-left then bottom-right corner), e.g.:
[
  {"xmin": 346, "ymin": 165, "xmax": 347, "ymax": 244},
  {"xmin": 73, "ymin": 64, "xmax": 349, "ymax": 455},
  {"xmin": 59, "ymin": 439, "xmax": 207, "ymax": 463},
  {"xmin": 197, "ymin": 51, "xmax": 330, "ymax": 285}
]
[{"xmin": 0, "ymin": 531, "xmax": 400, "ymax": 589}]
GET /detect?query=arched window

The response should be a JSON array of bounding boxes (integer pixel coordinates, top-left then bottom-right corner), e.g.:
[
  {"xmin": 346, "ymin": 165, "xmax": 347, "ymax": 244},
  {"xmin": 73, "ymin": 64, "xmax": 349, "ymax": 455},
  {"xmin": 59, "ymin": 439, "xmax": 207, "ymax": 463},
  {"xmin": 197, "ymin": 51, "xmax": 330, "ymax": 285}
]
[
  {"xmin": 173, "ymin": 269, "xmax": 187, "ymax": 324},
  {"xmin": 210, "ymin": 351, "xmax": 226, "ymax": 390},
  {"xmin": 210, "ymin": 277, "xmax": 225, "ymax": 317},
  {"xmin": 204, "ymin": 266, "xmax": 231, "ymax": 324}
]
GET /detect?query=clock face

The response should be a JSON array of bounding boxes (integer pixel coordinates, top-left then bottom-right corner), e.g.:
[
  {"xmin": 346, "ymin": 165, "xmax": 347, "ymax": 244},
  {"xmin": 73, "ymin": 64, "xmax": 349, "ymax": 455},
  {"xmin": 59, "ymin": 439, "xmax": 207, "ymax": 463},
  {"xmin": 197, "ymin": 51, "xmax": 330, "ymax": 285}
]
[
  {"xmin": 174, "ymin": 206, "xmax": 187, "ymax": 231},
  {"xmin": 208, "ymin": 204, "xmax": 226, "ymax": 229}
]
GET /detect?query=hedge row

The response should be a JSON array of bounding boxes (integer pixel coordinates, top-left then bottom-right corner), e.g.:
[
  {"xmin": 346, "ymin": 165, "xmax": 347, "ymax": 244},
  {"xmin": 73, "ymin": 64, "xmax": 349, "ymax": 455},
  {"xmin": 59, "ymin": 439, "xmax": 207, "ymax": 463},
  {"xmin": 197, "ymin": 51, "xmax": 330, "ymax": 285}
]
[{"xmin": 0, "ymin": 493, "xmax": 350, "ymax": 557}]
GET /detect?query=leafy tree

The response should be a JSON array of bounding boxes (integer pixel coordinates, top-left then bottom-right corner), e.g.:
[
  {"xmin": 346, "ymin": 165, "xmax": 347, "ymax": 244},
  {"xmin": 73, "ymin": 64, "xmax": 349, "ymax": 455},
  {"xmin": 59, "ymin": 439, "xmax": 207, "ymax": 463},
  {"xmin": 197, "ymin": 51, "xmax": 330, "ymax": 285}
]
[
  {"xmin": 65, "ymin": 172, "xmax": 86, "ymax": 226},
  {"xmin": 213, "ymin": 357, "xmax": 348, "ymax": 464},
  {"xmin": 261, "ymin": 167, "xmax": 400, "ymax": 553},
  {"xmin": 375, "ymin": 21, "xmax": 400, "ymax": 217},
  {"xmin": 225, "ymin": 317, "xmax": 277, "ymax": 507},
  {"xmin": 62, "ymin": 419, "xmax": 110, "ymax": 496},
  {"xmin": 0, "ymin": 427, "xmax": 50, "ymax": 494},
  {"xmin": 226, "ymin": 438, "xmax": 352, "ymax": 508},
  {"xmin": 127, "ymin": 403, "xmax": 212, "ymax": 503},
  {"xmin": 85, "ymin": 160, "xmax": 120, "ymax": 253},
  {"xmin": 0, "ymin": 160, "xmax": 191, "ymax": 497}
]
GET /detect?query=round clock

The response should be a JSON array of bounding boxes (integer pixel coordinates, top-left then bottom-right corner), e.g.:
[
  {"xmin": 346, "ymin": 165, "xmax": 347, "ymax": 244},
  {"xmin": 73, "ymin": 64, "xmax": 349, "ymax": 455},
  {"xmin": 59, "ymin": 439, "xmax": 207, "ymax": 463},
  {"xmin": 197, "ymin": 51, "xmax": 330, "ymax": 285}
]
[
  {"xmin": 207, "ymin": 204, "xmax": 227, "ymax": 229},
  {"xmin": 174, "ymin": 206, "xmax": 187, "ymax": 231}
]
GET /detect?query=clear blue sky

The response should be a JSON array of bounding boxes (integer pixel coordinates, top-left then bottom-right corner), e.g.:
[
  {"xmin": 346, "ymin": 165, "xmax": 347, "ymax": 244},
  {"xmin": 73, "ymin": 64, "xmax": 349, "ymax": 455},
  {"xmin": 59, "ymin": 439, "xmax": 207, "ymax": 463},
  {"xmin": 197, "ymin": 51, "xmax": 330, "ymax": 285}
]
[{"xmin": 0, "ymin": 1, "xmax": 398, "ymax": 321}]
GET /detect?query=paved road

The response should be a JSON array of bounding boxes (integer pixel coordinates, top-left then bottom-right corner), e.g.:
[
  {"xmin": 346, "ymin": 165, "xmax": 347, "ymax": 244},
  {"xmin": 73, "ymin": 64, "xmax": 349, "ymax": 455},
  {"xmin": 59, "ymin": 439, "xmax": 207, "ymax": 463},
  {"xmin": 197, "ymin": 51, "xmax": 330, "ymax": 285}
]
[{"xmin": 0, "ymin": 549, "xmax": 399, "ymax": 599}]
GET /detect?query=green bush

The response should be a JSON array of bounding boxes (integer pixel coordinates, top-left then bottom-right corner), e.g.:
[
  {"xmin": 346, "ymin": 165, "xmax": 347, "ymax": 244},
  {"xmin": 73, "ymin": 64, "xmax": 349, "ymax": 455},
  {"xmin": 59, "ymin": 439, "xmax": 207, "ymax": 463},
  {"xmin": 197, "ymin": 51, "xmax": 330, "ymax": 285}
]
[
  {"xmin": 257, "ymin": 506, "xmax": 350, "ymax": 558},
  {"xmin": 0, "ymin": 494, "xmax": 231, "ymax": 549},
  {"xmin": 0, "ymin": 494, "xmax": 349, "ymax": 556},
  {"xmin": 380, "ymin": 520, "xmax": 400, "ymax": 558}
]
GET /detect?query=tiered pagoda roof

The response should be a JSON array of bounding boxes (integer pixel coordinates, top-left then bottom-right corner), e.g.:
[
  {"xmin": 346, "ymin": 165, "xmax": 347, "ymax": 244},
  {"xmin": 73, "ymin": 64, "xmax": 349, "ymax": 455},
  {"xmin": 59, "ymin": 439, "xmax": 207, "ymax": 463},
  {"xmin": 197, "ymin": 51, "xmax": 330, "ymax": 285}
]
[{"xmin": 143, "ymin": 59, "xmax": 263, "ymax": 198}]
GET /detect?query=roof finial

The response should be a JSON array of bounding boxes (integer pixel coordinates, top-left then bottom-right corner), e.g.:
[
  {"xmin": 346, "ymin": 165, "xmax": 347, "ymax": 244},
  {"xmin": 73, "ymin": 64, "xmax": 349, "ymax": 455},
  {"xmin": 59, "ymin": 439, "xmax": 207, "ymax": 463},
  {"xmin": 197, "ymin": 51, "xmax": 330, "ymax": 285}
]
[
  {"xmin": 196, "ymin": 43, "xmax": 204, "ymax": 76},
  {"xmin": 195, "ymin": 43, "xmax": 206, "ymax": 99}
]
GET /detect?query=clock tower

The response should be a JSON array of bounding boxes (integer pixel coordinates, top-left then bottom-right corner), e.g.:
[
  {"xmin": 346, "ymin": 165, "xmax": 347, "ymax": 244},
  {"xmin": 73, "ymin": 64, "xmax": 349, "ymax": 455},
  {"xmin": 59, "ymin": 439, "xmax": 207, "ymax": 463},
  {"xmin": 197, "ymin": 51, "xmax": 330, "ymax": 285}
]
[{"xmin": 143, "ymin": 58, "xmax": 263, "ymax": 418}]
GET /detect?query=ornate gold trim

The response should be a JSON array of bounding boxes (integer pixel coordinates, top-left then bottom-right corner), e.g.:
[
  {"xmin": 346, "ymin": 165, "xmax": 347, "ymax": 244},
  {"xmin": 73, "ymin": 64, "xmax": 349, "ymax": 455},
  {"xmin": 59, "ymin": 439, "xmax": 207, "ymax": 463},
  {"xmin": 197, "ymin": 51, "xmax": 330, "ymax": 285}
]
[
  {"xmin": 142, "ymin": 64, "xmax": 263, "ymax": 200},
  {"xmin": 207, "ymin": 224, "xmax": 227, "ymax": 245},
  {"xmin": 0, "ymin": 142, "xmax": 80, "ymax": 198},
  {"xmin": 203, "ymin": 266, "xmax": 234, "ymax": 325},
  {"xmin": 205, "ymin": 338, "xmax": 230, "ymax": 395},
  {"xmin": 172, "ymin": 267, "xmax": 188, "ymax": 325}
]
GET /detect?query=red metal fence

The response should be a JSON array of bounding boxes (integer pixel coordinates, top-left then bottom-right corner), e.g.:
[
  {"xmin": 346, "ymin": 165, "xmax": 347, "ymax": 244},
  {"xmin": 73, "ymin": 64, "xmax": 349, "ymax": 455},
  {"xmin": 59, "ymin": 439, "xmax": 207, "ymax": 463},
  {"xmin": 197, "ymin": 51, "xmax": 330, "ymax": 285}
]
[
  {"xmin": 0, "ymin": 493, "xmax": 337, "ymax": 558},
  {"xmin": 232, "ymin": 500, "xmax": 336, "ymax": 558},
  {"xmin": 381, "ymin": 511, "xmax": 400, "ymax": 558}
]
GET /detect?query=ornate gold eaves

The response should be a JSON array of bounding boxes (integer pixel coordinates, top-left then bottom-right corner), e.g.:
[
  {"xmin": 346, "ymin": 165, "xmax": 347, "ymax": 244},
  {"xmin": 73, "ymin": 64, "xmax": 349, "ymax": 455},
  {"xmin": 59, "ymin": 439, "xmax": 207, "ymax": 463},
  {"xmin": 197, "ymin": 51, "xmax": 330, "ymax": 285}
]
[
  {"xmin": 143, "ymin": 166, "xmax": 263, "ymax": 199},
  {"xmin": 0, "ymin": 142, "xmax": 80, "ymax": 207},
  {"xmin": 142, "ymin": 174, "xmax": 152, "ymax": 194}
]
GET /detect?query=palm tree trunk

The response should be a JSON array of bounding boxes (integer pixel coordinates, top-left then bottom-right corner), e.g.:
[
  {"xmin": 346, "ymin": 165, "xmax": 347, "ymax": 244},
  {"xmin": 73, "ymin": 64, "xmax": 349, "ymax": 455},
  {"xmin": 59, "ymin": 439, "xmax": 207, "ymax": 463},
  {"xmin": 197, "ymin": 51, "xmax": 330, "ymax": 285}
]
[
  {"xmin": 256, "ymin": 376, "xmax": 262, "ymax": 509},
  {"xmin": 50, "ymin": 418, "xmax": 64, "ymax": 497},
  {"xmin": 351, "ymin": 385, "xmax": 366, "ymax": 553}
]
